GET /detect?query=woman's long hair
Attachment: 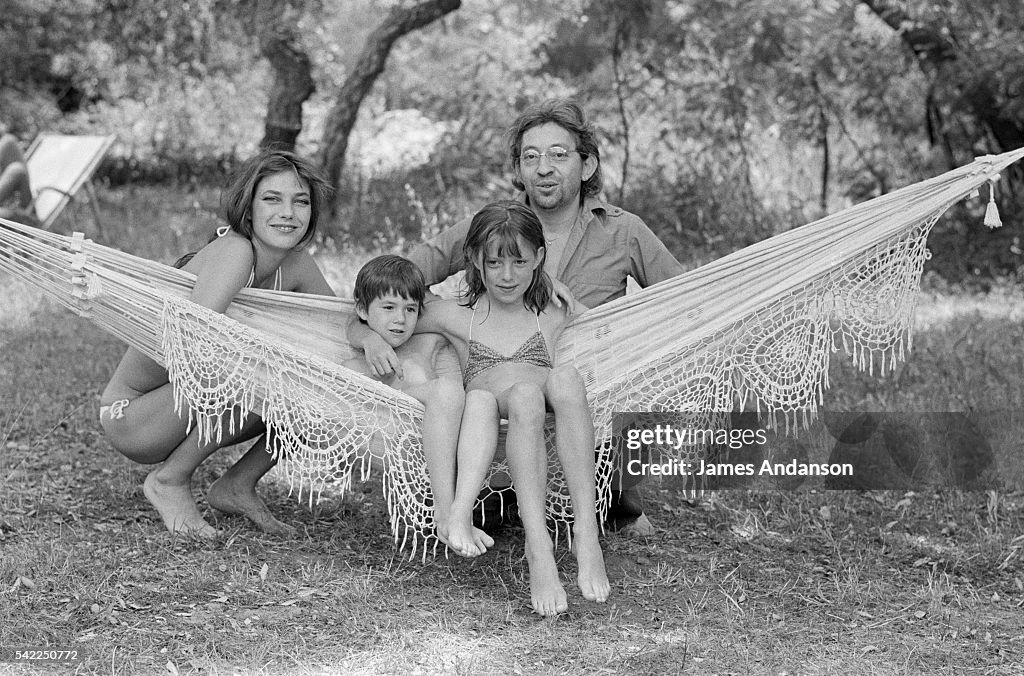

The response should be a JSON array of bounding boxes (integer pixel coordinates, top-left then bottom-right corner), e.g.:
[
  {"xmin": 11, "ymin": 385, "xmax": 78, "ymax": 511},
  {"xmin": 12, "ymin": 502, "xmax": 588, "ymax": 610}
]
[{"xmin": 461, "ymin": 200, "xmax": 552, "ymax": 314}]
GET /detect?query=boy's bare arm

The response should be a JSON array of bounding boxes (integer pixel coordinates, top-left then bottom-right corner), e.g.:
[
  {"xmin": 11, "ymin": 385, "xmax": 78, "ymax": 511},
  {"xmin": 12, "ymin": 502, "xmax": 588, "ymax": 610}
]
[{"xmin": 346, "ymin": 314, "xmax": 403, "ymax": 378}]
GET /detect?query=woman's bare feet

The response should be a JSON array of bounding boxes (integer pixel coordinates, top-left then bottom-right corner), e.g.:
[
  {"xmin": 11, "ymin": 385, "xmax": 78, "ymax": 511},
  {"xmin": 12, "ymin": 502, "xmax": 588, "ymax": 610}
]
[
  {"xmin": 143, "ymin": 470, "xmax": 219, "ymax": 538},
  {"xmin": 526, "ymin": 544, "xmax": 568, "ymax": 616},
  {"xmin": 207, "ymin": 475, "xmax": 296, "ymax": 536},
  {"xmin": 573, "ymin": 526, "xmax": 610, "ymax": 603}
]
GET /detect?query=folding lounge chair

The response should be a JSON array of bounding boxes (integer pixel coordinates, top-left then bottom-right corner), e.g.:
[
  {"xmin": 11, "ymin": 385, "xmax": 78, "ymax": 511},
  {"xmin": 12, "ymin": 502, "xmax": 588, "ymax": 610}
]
[{"xmin": 25, "ymin": 133, "xmax": 115, "ymax": 232}]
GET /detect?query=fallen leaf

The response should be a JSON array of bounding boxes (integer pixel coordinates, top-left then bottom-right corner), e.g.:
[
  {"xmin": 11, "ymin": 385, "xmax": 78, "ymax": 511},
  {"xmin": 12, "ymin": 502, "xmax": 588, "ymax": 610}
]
[{"xmin": 259, "ymin": 563, "xmax": 268, "ymax": 581}]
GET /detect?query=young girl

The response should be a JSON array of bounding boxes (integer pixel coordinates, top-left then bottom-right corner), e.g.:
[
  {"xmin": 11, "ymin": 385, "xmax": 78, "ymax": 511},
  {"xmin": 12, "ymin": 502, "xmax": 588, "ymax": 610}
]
[
  {"xmin": 415, "ymin": 200, "xmax": 610, "ymax": 616},
  {"xmin": 100, "ymin": 149, "xmax": 335, "ymax": 538}
]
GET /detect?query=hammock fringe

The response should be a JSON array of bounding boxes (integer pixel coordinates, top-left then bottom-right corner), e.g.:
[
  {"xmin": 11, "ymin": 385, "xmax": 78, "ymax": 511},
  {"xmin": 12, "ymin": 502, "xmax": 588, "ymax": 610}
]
[{"xmin": 2, "ymin": 147, "xmax": 1024, "ymax": 555}]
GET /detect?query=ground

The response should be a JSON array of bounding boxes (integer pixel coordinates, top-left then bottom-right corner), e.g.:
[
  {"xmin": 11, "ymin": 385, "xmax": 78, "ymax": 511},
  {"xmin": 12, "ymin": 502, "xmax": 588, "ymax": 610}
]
[{"xmin": 1, "ymin": 194, "xmax": 1023, "ymax": 674}]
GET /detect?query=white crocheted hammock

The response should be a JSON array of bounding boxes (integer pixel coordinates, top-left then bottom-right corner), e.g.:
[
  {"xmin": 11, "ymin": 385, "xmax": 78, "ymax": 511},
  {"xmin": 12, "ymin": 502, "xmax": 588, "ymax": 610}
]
[{"xmin": 2, "ymin": 148, "xmax": 1021, "ymax": 555}]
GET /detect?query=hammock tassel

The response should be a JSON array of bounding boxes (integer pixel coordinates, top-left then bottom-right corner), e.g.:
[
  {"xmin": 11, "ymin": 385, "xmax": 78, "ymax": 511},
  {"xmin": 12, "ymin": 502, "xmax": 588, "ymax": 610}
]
[{"xmin": 984, "ymin": 178, "xmax": 1002, "ymax": 229}]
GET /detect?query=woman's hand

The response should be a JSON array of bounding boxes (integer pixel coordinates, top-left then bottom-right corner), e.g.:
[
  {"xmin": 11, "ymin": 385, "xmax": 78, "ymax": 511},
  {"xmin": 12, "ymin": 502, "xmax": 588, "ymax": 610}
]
[{"xmin": 549, "ymin": 278, "xmax": 579, "ymax": 315}]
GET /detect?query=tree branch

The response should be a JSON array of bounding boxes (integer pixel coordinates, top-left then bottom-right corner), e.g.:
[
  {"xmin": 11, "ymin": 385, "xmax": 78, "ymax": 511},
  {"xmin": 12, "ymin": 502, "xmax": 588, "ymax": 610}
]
[
  {"xmin": 256, "ymin": 0, "xmax": 315, "ymax": 151},
  {"xmin": 320, "ymin": 0, "xmax": 461, "ymax": 199},
  {"xmin": 611, "ymin": 22, "xmax": 631, "ymax": 203}
]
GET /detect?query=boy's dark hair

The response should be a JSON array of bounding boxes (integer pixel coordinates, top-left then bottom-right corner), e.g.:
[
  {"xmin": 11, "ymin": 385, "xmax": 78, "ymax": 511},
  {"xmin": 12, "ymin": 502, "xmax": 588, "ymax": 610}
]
[
  {"xmin": 506, "ymin": 98, "xmax": 602, "ymax": 200},
  {"xmin": 354, "ymin": 255, "xmax": 426, "ymax": 314}
]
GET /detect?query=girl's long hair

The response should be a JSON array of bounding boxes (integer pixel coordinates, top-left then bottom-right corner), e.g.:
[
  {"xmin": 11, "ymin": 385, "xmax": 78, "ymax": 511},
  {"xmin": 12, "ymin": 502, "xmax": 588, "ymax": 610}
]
[{"xmin": 461, "ymin": 200, "xmax": 552, "ymax": 314}]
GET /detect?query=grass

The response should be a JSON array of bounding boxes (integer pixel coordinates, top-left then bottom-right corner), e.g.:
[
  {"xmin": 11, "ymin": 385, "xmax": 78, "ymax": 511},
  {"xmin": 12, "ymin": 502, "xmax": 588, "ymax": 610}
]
[{"xmin": 1, "ymin": 186, "xmax": 1023, "ymax": 674}]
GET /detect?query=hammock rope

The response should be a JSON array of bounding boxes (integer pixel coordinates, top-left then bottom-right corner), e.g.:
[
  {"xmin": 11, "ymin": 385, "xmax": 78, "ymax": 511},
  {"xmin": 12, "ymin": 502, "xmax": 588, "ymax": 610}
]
[{"xmin": 2, "ymin": 148, "xmax": 1022, "ymax": 556}]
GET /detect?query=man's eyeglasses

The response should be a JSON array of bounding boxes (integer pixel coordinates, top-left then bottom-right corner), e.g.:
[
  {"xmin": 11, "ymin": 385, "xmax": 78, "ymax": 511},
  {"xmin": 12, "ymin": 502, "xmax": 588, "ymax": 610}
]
[{"xmin": 519, "ymin": 147, "xmax": 579, "ymax": 166}]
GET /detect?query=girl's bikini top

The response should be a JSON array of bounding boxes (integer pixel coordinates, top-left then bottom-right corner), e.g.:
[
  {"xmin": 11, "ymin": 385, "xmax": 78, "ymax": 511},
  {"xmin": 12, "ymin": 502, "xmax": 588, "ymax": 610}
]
[{"xmin": 463, "ymin": 306, "xmax": 553, "ymax": 387}]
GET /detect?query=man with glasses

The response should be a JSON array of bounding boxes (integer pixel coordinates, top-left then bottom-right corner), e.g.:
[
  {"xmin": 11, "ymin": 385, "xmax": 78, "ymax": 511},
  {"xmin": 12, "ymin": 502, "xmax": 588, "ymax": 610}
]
[{"xmin": 350, "ymin": 98, "xmax": 684, "ymax": 534}]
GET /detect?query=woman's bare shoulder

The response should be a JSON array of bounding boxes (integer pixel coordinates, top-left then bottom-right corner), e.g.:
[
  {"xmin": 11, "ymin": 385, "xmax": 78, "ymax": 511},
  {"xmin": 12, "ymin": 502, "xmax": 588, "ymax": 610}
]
[
  {"xmin": 284, "ymin": 249, "xmax": 335, "ymax": 295},
  {"xmin": 183, "ymin": 234, "xmax": 253, "ymax": 274}
]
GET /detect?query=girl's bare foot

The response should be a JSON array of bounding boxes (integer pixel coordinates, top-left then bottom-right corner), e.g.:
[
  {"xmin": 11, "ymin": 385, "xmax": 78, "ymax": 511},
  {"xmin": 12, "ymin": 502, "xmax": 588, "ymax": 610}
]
[
  {"xmin": 442, "ymin": 516, "xmax": 494, "ymax": 557},
  {"xmin": 573, "ymin": 528, "xmax": 610, "ymax": 603},
  {"xmin": 207, "ymin": 476, "xmax": 296, "ymax": 536},
  {"xmin": 526, "ymin": 545, "xmax": 568, "ymax": 616},
  {"xmin": 143, "ymin": 470, "xmax": 219, "ymax": 538}
]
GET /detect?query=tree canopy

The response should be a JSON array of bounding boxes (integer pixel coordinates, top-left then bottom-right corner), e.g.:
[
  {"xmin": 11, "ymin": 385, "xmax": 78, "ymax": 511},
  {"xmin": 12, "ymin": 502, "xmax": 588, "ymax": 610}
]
[{"xmin": 2, "ymin": 0, "xmax": 1021, "ymax": 277}]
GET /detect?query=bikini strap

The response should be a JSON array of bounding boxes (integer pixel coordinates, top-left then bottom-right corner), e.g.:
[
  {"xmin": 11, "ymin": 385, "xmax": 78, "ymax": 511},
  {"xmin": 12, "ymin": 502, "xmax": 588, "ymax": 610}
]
[
  {"xmin": 274, "ymin": 267, "xmax": 282, "ymax": 291},
  {"xmin": 535, "ymin": 311, "xmax": 542, "ymax": 332},
  {"xmin": 468, "ymin": 304, "xmax": 477, "ymax": 341}
]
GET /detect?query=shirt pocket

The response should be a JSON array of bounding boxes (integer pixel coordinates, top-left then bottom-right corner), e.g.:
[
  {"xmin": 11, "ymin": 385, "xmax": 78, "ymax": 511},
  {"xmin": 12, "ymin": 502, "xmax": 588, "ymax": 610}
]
[{"xmin": 567, "ymin": 273, "xmax": 624, "ymax": 308}]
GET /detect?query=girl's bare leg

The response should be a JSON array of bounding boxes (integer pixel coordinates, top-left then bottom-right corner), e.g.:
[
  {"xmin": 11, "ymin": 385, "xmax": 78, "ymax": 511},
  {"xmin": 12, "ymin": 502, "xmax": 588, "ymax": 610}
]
[
  {"xmin": 546, "ymin": 366, "xmax": 610, "ymax": 603},
  {"xmin": 501, "ymin": 382, "xmax": 566, "ymax": 616},
  {"xmin": 444, "ymin": 388, "xmax": 498, "ymax": 557}
]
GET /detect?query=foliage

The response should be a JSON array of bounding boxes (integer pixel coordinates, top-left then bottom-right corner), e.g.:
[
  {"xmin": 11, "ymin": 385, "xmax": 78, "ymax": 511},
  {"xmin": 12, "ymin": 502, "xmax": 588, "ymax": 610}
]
[{"xmin": 1, "ymin": 0, "xmax": 1022, "ymax": 278}]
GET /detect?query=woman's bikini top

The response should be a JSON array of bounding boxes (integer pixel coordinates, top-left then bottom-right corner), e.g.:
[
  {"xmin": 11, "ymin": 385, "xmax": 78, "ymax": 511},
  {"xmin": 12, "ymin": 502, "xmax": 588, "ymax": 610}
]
[
  {"xmin": 246, "ymin": 266, "xmax": 282, "ymax": 291},
  {"xmin": 463, "ymin": 305, "xmax": 553, "ymax": 387}
]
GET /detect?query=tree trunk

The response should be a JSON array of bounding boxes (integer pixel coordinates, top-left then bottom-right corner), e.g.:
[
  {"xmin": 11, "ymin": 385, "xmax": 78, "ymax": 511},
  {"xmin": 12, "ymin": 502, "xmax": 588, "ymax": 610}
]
[
  {"xmin": 860, "ymin": 0, "xmax": 1024, "ymax": 157},
  {"xmin": 257, "ymin": 0, "xmax": 315, "ymax": 151},
  {"xmin": 319, "ymin": 0, "xmax": 461, "ymax": 205}
]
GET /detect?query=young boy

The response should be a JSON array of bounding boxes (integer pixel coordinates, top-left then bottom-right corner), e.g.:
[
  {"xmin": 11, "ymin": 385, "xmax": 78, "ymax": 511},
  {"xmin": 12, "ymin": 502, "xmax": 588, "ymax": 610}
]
[{"xmin": 344, "ymin": 255, "xmax": 493, "ymax": 556}]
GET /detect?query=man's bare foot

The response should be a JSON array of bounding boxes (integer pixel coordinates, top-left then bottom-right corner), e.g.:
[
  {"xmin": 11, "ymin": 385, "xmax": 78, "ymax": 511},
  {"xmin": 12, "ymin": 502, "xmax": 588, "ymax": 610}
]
[
  {"xmin": 619, "ymin": 513, "xmax": 654, "ymax": 537},
  {"xmin": 526, "ymin": 545, "xmax": 567, "ymax": 617},
  {"xmin": 443, "ymin": 517, "xmax": 494, "ymax": 557},
  {"xmin": 143, "ymin": 470, "xmax": 219, "ymax": 538},
  {"xmin": 207, "ymin": 476, "xmax": 296, "ymax": 536},
  {"xmin": 573, "ymin": 528, "xmax": 610, "ymax": 603}
]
